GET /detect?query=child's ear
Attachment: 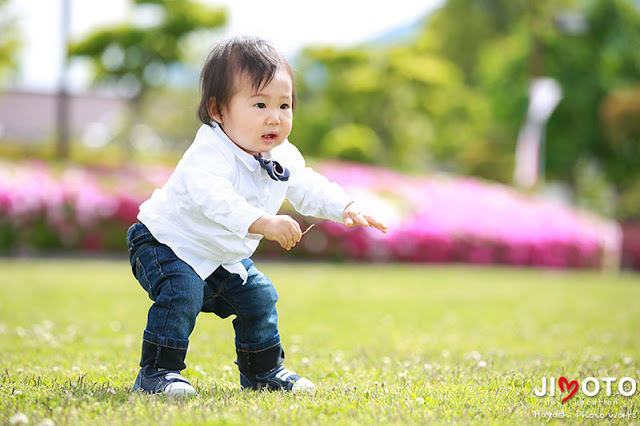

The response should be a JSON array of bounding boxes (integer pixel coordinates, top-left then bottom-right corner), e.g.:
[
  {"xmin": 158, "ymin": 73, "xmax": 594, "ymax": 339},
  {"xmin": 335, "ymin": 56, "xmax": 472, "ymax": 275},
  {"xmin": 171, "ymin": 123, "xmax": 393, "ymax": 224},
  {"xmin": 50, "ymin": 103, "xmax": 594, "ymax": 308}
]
[{"xmin": 207, "ymin": 98, "xmax": 222, "ymax": 123}]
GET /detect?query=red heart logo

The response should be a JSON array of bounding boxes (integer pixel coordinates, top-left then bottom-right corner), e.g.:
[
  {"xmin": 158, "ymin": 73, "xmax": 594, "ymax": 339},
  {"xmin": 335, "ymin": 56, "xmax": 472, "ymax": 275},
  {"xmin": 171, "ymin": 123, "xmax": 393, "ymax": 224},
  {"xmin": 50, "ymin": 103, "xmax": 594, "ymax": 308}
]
[{"xmin": 558, "ymin": 377, "xmax": 578, "ymax": 403}]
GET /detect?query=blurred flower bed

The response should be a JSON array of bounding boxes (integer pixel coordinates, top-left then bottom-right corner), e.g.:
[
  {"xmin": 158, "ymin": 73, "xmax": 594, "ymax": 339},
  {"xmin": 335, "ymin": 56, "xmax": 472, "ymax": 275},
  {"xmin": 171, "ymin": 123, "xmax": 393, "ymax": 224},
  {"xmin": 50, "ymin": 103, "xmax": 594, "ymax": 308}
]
[
  {"xmin": 0, "ymin": 159, "xmax": 632, "ymax": 270},
  {"xmin": 0, "ymin": 159, "xmax": 171, "ymax": 254}
]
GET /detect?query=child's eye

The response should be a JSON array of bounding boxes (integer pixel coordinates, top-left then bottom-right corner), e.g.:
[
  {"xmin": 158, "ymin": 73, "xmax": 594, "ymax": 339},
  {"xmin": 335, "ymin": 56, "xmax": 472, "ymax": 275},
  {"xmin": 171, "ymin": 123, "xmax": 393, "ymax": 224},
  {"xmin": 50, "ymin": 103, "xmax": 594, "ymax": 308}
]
[
  {"xmin": 255, "ymin": 103, "xmax": 266, "ymax": 109},
  {"xmin": 280, "ymin": 104, "xmax": 290, "ymax": 110}
]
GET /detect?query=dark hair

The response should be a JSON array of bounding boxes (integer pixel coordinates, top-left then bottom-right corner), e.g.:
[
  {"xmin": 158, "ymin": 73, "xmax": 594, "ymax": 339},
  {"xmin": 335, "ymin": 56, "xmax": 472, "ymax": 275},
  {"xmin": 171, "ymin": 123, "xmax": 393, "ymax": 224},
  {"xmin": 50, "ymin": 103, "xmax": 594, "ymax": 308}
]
[{"xmin": 197, "ymin": 36, "xmax": 296, "ymax": 124}]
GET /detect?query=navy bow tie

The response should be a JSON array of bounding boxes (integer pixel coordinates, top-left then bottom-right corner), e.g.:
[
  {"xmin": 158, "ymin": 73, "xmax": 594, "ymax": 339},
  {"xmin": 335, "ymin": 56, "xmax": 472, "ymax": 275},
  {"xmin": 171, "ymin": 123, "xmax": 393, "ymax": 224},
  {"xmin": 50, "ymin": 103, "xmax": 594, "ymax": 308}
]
[{"xmin": 253, "ymin": 155, "xmax": 290, "ymax": 182}]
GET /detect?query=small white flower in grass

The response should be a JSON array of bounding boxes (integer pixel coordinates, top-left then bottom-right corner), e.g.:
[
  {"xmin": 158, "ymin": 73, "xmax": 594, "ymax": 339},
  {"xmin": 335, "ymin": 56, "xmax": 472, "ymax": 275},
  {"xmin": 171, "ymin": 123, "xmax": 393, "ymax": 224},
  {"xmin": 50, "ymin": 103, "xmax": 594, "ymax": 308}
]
[
  {"xmin": 465, "ymin": 351, "xmax": 481, "ymax": 361},
  {"xmin": 9, "ymin": 413, "xmax": 29, "ymax": 425},
  {"xmin": 39, "ymin": 418, "xmax": 56, "ymax": 426},
  {"xmin": 124, "ymin": 334, "xmax": 135, "ymax": 347},
  {"xmin": 623, "ymin": 357, "xmax": 633, "ymax": 365},
  {"xmin": 416, "ymin": 397, "xmax": 425, "ymax": 404},
  {"xmin": 301, "ymin": 357, "xmax": 309, "ymax": 366},
  {"xmin": 477, "ymin": 361, "xmax": 487, "ymax": 369},
  {"xmin": 382, "ymin": 357, "xmax": 391, "ymax": 365}
]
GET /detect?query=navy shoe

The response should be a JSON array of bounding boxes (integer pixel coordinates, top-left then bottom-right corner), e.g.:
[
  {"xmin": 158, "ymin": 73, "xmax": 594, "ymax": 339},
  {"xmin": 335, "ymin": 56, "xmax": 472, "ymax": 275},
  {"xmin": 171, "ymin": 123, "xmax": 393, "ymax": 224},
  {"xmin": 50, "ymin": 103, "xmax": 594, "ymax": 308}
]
[
  {"xmin": 240, "ymin": 366, "xmax": 315, "ymax": 393},
  {"xmin": 133, "ymin": 366, "xmax": 196, "ymax": 397}
]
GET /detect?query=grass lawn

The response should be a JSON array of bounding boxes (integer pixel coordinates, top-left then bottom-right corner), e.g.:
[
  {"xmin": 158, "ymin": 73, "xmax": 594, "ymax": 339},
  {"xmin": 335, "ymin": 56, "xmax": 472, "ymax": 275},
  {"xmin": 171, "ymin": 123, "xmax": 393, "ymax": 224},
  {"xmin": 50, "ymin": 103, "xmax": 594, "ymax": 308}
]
[{"xmin": 1, "ymin": 259, "xmax": 639, "ymax": 424}]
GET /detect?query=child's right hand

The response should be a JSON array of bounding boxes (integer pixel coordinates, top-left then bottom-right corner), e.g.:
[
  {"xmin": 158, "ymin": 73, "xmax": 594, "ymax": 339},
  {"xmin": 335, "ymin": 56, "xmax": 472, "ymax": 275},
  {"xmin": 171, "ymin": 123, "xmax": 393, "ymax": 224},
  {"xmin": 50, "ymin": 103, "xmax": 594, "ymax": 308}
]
[{"xmin": 249, "ymin": 215, "xmax": 302, "ymax": 250}]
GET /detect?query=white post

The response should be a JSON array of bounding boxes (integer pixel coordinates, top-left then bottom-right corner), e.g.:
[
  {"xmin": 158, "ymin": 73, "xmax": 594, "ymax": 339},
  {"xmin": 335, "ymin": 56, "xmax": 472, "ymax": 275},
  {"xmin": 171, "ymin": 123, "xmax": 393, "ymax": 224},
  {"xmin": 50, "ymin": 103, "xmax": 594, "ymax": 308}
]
[{"xmin": 513, "ymin": 78, "xmax": 563, "ymax": 190}]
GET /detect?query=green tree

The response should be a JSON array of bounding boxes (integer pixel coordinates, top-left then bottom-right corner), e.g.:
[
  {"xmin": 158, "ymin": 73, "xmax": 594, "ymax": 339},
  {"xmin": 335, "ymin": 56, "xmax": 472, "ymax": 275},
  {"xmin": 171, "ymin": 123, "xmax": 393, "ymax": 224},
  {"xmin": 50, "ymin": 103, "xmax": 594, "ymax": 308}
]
[
  {"xmin": 417, "ymin": 0, "xmax": 640, "ymax": 210},
  {"xmin": 475, "ymin": 0, "xmax": 640, "ymax": 194},
  {"xmin": 69, "ymin": 0, "xmax": 226, "ymax": 156},
  {"xmin": 0, "ymin": 0, "xmax": 21, "ymax": 84},
  {"xmin": 292, "ymin": 0, "xmax": 640, "ymax": 219},
  {"xmin": 292, "ymin": 43, "xmax": 485, "ymax": 172}
]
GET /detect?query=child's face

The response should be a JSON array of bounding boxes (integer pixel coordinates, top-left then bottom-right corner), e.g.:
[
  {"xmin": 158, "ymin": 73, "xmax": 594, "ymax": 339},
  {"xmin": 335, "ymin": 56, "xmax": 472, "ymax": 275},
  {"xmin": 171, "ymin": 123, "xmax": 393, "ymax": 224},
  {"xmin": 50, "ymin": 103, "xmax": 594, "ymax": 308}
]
[{"xmin": 213, "ymin": 70, "xmax": 293, "ymax": 156}]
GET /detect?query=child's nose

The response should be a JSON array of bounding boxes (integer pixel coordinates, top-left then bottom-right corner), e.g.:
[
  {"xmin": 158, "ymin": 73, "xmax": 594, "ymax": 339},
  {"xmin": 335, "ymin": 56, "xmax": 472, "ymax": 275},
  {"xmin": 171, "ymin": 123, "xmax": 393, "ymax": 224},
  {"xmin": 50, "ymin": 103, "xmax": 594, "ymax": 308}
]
[{"xmin": 266, "ymin": 110, "xmax": 281, "ymax": 125}]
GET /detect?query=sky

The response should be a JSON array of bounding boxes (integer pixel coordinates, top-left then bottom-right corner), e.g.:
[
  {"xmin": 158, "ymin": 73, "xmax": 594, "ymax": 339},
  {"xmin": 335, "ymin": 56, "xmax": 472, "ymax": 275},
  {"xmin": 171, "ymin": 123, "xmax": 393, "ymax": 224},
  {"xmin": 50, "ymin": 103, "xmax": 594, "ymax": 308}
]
[{"xmin": 7, "ymin": 0, "xmax": 444, "ymax": 93}]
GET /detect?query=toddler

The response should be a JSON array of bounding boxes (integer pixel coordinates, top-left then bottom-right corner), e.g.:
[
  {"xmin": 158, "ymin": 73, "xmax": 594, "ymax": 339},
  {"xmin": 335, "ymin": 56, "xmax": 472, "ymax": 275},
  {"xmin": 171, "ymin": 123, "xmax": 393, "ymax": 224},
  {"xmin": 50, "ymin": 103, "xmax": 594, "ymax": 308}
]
[{"xmin": 126, "ymin": 36, "xmax": 387, "ymax": 396}]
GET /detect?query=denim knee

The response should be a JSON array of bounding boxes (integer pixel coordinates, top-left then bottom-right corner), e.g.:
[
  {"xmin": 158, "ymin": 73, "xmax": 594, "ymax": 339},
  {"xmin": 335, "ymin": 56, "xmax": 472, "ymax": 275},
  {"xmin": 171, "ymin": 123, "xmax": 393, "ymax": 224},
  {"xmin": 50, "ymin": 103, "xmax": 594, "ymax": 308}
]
[{"xmin": 243, "ymin": 283, "xmax": 278, "ymax": 321}]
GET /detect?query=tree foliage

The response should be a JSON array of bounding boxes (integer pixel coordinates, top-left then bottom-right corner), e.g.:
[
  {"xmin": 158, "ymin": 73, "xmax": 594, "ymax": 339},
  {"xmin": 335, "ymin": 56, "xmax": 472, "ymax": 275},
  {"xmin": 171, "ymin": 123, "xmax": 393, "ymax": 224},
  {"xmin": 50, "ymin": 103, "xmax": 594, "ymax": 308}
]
[
  {"xmin": 0, "ymin": 0, "xmax": 21, "ymax": 83},
  {"xmin": 67, "ymin": 0, "xmax": 226, "ymax": 156},
  {"xmin": 291, "ymin": 0, "xmax": 640, "ymax": 218},
  {"xmin": 472, "ymin": 0, "xmax": 640, "ymax": 207},
  {"xmin": 69, "ymin": 0, "xmax": 226, "ymax": 99},
  {"xmin": 292, "ymin": 44, "xmax": 488, "ymax": 172}
]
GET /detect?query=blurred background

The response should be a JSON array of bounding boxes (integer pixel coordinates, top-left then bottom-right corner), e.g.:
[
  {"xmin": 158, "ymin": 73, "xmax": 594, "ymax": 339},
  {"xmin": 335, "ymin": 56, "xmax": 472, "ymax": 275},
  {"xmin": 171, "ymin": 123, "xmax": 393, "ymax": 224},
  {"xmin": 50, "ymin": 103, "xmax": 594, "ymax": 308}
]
[{"xmin": 1, "ymin": 0, "xmax": 640, "ymax": 271}]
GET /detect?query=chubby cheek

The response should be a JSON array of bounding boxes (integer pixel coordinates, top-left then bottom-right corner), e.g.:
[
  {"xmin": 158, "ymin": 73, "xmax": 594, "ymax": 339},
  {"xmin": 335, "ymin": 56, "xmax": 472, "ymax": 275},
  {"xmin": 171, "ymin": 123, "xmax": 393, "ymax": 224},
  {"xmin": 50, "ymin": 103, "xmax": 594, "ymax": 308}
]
[{"xmin": 281, "ymin": 115, "xmax": 293, "ymax": 138}]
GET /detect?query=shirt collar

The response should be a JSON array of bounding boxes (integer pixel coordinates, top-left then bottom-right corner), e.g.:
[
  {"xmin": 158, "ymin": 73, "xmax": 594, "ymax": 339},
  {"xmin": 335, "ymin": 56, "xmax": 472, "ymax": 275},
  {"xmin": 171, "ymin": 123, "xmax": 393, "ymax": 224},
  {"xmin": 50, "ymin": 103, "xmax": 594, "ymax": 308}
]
[{"xmin": 210, "ymin": 122, "xmax": 262, "ymax": 171}]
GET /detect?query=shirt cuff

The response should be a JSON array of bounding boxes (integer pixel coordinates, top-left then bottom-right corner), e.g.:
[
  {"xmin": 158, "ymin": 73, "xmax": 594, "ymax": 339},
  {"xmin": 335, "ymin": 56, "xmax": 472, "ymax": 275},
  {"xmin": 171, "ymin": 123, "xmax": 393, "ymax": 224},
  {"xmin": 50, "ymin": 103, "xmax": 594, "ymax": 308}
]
[{"xmin": 224, "ymin": 206, "xmax": 265, "ymax": 238}]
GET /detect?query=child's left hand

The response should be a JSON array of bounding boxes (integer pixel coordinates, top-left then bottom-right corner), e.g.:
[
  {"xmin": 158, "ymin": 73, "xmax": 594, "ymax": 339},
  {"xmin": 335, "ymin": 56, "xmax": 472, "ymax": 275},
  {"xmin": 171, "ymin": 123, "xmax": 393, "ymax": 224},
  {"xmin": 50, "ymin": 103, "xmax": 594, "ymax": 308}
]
[{"xmin": 342, "ymin": 202, "xmax": 388, "ymax": 233}]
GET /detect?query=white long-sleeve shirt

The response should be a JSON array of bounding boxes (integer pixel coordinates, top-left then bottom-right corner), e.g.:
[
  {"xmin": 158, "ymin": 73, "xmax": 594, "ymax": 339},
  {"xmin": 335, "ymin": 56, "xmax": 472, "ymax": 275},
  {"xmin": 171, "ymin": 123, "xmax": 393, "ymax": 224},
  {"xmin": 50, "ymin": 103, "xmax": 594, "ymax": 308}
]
[{"xmin": 138, "ymin": 123, "xmax": 353, "ymax": 280}]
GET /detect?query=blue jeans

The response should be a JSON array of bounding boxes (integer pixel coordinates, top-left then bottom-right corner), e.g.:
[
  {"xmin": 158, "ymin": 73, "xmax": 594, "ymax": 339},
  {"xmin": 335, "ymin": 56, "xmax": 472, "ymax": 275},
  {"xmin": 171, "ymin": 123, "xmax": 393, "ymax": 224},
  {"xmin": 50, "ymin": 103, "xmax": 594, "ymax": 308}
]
[{"xmin": 126, "ymin": 222, "xmax": 284, "ymax": 373}]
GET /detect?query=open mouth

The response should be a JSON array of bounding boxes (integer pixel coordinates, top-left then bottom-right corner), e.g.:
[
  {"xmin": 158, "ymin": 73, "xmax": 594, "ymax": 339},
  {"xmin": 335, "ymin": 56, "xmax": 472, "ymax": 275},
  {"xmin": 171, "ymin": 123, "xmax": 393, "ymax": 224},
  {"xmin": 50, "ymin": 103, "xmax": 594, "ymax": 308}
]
[{"xmin": 262, "ymin": 132, "xmax": 278, "ymax": 142}]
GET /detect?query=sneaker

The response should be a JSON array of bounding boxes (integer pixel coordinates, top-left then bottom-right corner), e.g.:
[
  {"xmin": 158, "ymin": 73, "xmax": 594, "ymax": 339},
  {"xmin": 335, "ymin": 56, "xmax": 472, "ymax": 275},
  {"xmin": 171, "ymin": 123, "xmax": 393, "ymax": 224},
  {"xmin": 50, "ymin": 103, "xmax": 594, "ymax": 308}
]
[
  {"xmin": 240, "ymin": 366, "xmax": 315, "ymax": 393},
  {"xmin": 133, "ymin": 366, "xmax": 196, "ymax": 397}
]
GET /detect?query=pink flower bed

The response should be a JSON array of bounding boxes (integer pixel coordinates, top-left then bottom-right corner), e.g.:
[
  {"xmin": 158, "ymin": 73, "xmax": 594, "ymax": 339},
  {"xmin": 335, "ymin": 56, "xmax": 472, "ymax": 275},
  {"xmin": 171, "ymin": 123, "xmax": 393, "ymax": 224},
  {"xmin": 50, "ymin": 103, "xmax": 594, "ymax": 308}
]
[
  {"xmin": 0, "ymin": 159, "xmax": 625, "ymax": 269},
  {"xmin": 0, "ymin": 159, "xmax": 170, "ymax": 252},
  {"xmin": 277, "ymin": 162, "xmax": 621, "ymax": 269}
]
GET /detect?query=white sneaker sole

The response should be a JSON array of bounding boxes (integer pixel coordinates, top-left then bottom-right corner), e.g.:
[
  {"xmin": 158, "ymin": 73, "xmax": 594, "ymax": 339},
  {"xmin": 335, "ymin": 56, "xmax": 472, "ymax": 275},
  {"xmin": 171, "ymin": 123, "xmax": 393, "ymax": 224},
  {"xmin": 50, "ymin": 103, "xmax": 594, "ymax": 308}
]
[
  {"xmin": 292, "ymin": 378, "xmax": 315, "ymax": 393},
  {"xmin": 164, "ymin": 382, "xmax": 196, "ymax": 397}
]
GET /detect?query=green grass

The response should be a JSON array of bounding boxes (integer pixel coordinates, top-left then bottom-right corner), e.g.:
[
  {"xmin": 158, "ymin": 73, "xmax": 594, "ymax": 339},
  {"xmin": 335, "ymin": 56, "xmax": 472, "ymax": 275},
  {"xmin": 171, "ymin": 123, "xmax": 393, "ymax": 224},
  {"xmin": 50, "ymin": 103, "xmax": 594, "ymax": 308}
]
[{"xmin": 1, "ymin": 259, "xmax": 639, "ymax": 424}]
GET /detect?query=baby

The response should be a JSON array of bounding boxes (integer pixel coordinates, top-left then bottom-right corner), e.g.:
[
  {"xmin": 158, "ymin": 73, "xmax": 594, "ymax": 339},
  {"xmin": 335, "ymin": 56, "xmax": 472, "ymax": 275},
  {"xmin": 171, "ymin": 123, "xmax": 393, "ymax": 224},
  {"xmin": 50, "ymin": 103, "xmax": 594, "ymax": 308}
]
[{"xmin": 126, "ymin": 35, "xmax": 387, "ymax": 396}]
